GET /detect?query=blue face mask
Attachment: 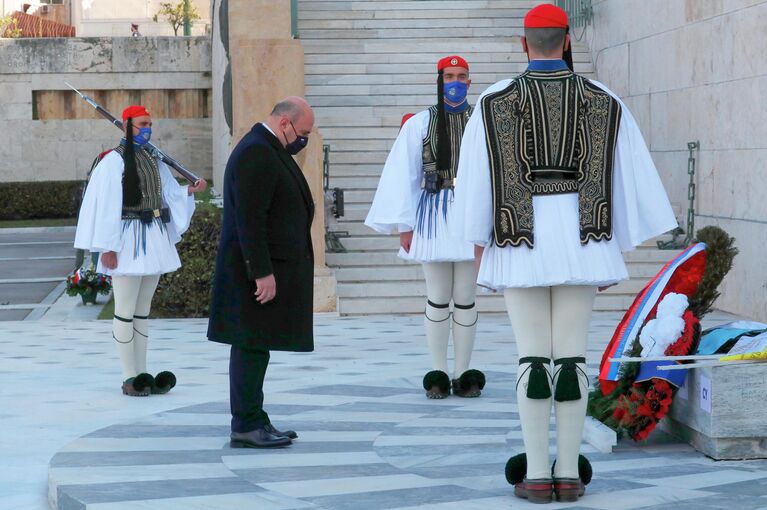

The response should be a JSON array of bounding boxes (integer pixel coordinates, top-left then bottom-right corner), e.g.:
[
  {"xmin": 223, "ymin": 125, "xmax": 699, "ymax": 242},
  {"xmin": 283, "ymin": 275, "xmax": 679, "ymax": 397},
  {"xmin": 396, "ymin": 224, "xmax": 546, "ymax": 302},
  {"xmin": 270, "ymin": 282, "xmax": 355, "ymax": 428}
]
[
  {"xmin": 444, "ymin": 80, "xmax": 468, "ymax": 104},
  {"xmin": 134, "ymin": 127, "xmax": 152, "ymax": 146}
]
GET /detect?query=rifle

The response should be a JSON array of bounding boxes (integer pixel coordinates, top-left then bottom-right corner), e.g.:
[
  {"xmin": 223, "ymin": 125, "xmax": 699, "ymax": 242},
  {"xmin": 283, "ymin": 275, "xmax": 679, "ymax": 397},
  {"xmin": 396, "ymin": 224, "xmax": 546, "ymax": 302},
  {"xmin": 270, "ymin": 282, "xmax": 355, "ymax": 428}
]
[{"xmin": 65, "ymin": 82, "xmax": 201, "ymax": 185}]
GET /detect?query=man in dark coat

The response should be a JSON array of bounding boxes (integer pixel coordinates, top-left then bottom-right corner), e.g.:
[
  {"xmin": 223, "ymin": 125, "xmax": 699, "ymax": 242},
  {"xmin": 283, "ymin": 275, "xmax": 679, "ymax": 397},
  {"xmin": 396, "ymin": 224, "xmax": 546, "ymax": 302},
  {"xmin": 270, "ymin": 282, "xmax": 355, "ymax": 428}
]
[{"xmin": 208, "ymin": 96, "xmax": 315, "ymax": 448}]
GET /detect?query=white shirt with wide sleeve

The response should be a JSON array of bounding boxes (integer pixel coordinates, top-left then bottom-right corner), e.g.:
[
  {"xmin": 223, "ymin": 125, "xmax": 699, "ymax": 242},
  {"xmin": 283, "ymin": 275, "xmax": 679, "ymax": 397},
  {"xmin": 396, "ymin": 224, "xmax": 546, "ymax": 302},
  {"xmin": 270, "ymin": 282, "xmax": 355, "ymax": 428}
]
[
  {"xmin": 453, "ymin": 79, "xmax": 677, "ymax": 289},
  {"xmin": 74, "ymin": 149, "xmax": 196, "ymax": 276},
  {"xmin": 365, "ymin": 110, "xmax": 474, "ymax": 263}
]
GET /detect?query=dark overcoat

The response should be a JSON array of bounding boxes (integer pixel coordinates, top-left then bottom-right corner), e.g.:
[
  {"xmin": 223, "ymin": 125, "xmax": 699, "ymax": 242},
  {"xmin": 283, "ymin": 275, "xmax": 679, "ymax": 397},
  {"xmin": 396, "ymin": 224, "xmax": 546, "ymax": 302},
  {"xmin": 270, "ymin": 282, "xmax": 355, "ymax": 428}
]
[{"xmin": 207, "ymin": 123, "xmax": 315, "ymax": 351}]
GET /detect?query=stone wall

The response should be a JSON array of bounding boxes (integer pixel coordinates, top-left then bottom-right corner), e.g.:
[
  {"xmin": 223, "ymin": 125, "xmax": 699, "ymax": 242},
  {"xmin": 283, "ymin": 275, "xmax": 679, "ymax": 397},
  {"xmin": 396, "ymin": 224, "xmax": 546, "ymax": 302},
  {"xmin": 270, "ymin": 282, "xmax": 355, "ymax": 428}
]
[
  {"xmin": 0, "ymin": 36, "xmax": 212, "ymax": 183},
  {"xmin": 584, "ymin": 0, "xmax": 767, "ymax": 321}
]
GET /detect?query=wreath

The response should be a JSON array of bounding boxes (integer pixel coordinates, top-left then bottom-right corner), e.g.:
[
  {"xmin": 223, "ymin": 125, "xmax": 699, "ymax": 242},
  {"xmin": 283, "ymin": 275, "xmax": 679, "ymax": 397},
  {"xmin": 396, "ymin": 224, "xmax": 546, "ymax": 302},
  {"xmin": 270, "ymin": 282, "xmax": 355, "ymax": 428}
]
[{"xmin": 587, "ymin": 226, "xmax": 737, "ymax": 440}]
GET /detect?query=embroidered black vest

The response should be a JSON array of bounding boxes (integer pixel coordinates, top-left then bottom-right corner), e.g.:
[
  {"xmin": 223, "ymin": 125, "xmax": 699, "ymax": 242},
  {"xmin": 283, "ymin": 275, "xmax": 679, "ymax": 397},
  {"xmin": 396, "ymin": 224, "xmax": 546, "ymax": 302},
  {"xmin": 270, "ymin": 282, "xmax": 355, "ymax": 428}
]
[
  {"xmin": 113, "ymin": 143, "xmax": 164, "ymax": 218},
  {"xmin": 481, "ymin": 69, "xmax": 622, "ymax": 248},
  {"xmin": 422, "ymin": 105, "xmax": 473, "ymax": 181}
]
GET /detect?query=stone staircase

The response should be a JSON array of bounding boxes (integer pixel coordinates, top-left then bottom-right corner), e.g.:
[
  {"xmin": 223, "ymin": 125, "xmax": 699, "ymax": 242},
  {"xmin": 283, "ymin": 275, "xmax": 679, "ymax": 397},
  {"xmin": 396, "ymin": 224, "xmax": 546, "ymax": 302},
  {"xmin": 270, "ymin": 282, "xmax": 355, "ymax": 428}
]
[{"xmin": 299, "ymin": 0, "xmax": 677, "ymax": 315}]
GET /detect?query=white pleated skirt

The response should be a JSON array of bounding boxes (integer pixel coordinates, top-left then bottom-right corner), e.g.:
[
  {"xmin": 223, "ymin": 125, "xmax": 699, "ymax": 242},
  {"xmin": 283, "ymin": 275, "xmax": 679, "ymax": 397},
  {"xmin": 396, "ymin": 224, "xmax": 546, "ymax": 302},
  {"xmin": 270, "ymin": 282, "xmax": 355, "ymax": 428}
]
[
  {"xmin": 399, "ymin": 189, "xmax": 475, "ymax": 263},
  {"xmin": 97, "ymin": 218, "xmax": 182, "ymax": 276},
  {"xmin": 478, "ymin": 193, "xmax": 630, "ymax": 289}
]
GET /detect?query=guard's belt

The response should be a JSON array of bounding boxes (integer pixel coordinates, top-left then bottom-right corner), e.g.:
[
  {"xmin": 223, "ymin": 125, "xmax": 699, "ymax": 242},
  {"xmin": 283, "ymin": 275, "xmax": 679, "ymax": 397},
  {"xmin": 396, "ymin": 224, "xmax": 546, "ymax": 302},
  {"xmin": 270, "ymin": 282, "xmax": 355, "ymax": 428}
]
[{"xmin": 122, "ymin": 207, "xmax": 170, "ymax": 224}]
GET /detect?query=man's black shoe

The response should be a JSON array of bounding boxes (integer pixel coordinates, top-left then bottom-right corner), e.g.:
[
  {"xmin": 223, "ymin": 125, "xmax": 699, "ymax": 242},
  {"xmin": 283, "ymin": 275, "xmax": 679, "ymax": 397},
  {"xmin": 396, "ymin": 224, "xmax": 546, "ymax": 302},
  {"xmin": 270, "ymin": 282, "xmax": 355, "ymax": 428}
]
[
  {"xmin": 264, "ymin": 423, "xmax": 298, "ymax": 440},
  {"xmin": 230, "ymin": 428, "xmax": 292, "ymax": 448}
]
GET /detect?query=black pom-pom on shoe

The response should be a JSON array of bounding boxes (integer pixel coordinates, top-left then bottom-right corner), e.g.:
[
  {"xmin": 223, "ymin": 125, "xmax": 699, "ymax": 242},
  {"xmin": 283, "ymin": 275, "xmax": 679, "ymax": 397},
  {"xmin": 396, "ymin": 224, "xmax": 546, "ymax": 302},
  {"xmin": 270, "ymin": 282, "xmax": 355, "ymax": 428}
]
[
  {"xmin": 132, "ymin": 373, "xmax": 155, "ymax": 393},
  {"xmin": 505, "ymin": 453, "xmax": 527, "ymax": 485},
  {"xmin": 423, "ymin": 370, "xmax": 450, "ymax": 399},
  {"xmin": 452, "ymin": 369, "xmax": 485, "ymax": 397},
  {"xmin": 152, "ymin": 371, "xmax": 177, "ymax": 394}
]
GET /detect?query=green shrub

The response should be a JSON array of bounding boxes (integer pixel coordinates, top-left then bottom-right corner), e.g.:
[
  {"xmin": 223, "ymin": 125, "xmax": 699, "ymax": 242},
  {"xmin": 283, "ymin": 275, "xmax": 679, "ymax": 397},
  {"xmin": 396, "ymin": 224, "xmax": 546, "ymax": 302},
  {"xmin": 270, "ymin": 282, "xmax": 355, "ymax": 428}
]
[
  {"xmin": 152, "ymin": 202, "xmax": 222, "ymax": 318},
  {"xmin": 0, "ymin": 181, "xmax": 83, "ymax": 220}
]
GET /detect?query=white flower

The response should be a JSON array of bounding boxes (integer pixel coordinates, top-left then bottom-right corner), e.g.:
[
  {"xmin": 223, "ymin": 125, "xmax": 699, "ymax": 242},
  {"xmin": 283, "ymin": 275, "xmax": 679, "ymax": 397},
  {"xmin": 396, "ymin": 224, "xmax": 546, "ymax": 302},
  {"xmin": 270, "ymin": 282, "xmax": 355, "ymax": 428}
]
[{"xmin": 640, "ymin": 293, "xmax": 688, "ymax": 357}]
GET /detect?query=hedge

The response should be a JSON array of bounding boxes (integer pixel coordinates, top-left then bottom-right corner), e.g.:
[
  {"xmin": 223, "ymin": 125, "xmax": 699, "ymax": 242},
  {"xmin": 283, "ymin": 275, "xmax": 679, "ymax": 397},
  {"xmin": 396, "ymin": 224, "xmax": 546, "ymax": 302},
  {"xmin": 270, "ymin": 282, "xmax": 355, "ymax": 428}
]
[
  {"xmin": 0, "ymin": 181, "xmax": 83, "ymax": 220},
  {"xmin": 152, "ymin": 202, "xmax": 222, "ymax": 318}
]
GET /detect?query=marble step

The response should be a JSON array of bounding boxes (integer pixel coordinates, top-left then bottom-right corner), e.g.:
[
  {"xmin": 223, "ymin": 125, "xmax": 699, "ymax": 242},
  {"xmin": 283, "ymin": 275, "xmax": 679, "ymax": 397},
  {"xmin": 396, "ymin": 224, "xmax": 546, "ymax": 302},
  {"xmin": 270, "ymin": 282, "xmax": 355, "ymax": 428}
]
[
  {"xmin": 344, "ymin": 189, "xmax": 377, "ymax": 204},
  {"xmin": 333, "ymin": 261, "xmax": 673, "ymax": 281},
  {"xmin": 303, "ymin": 50, "xmax": 590, "ymax": 65},
  {"xmin": 298, "ymin": 15, "xmax": 523, "ymax": 30},
  {"xmin": 301, "ymin": 40, "xmax": 590, "ymax": 56},
  {"xmin": 337, "ymin": 293, "xmax": 638, "ymax": 315},
  {"xmin": 305, "ymin": 62, "xmax": 595, "ymax": 77},
  {"xmin": 298, "ymin": 8, "xmax": 540, "ymax": 21},
  {"xmin": 326, "ymin": 163, "xmax": 384, "ymax": 177},
  {"xmin": 337, "ymin": 278, "xmax": 649, "ymax": 298},
  {"xmin": 322, "ymin": 138, "xmax": 399, "ymax": 152},
  {"xmin": 337, "ymin": 235, "xmax": 674, "ymax": 253},
  {"xmin": 306, "ymin": 72, "xmax": 533, "ymax": 86},
  {"xmin": 298, "ymin": 0, "xmax": 540, "ymax": 5},
  {"xmin": 307, "ymin": 83, "xmax": 512, "ymax": 97},
  {"xmin": 327, "ymin": 247, "xmax": 682, "ymax": 266},
  {"xmin": 301, "ymin": 39, "xmax": 579, "ymax": 55},
  {"xmin": 299, "ymin": 26, "xmax": 525, "ymax": 40},
  {"xmin": 329, "ymin": 151, "xmax": 390, "ymax": 164}
]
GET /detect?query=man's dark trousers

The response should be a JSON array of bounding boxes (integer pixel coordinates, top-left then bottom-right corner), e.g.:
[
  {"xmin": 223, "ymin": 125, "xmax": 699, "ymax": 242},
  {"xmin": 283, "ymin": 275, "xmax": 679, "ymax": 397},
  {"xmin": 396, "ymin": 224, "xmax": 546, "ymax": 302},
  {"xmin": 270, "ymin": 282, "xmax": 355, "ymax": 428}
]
[{"xmin": 230, "ymin": 344, "xmax": 270, "ymax": 433}]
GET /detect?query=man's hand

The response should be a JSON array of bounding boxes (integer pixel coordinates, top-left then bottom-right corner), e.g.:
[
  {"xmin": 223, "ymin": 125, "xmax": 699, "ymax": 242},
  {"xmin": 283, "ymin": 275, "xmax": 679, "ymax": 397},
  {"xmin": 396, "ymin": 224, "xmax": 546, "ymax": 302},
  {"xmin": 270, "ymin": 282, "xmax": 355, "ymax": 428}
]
[
  {"xmin": 101, "ymin": 251, "xmax": 117, "ymax": 270},
  {"xmin": 598, "ymin": 283, "xmax": 617, "ymax": 292},
  {"xmin": 254, "ymin": 274, "xmax": 277, "ymax": 304},
  {"xmin": 188, "ymin": 178, "xmax": 208, "ymax": 195},
  {"xmin": 399, "ymin": 231, "xmax": 413, "ymax": 253}
]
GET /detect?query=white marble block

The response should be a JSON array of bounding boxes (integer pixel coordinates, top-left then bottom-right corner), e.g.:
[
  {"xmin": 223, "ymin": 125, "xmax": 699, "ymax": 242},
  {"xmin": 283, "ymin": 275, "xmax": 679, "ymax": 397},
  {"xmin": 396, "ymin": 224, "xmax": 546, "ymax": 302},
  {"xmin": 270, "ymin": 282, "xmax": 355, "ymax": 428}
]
[{"xmin": 661, "ymin": 363, "xmax": 767, "ymax": 460}]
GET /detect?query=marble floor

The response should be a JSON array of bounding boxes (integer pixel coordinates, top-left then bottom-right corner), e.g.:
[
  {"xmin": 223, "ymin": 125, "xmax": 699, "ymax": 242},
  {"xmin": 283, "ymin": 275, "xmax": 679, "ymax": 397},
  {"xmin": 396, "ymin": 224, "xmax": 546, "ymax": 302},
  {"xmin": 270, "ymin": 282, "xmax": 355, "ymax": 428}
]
[{"xmin": 2, "ymin": 311, "xmax": 767, "ymax": 509}]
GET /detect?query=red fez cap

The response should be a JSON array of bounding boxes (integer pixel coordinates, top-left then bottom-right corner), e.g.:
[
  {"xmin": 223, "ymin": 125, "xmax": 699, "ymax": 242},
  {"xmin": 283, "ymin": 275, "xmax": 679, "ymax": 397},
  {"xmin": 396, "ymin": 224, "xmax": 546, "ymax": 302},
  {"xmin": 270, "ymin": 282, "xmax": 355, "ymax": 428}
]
[
  {"xmin": 400, "ymin": 113, "xmax": 415, "ymax": 129},
  {"xmin": 524, "ymin": 4, "xmax": 569, "ymax": 29},
  {"xmin": 122, "ymin": 105, "xmax": 150, "ymax": 122},
  {"xmin": 437, "ymin": 55, "xmax": 469, "ymax": 72}
]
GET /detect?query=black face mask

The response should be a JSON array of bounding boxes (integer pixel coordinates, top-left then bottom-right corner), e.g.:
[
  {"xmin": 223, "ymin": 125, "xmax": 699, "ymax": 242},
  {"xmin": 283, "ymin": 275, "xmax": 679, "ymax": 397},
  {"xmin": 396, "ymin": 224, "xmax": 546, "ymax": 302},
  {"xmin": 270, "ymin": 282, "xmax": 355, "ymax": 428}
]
[{"xmin": 284, "ymin": 121, "xmax": 309, "ymax": 155}]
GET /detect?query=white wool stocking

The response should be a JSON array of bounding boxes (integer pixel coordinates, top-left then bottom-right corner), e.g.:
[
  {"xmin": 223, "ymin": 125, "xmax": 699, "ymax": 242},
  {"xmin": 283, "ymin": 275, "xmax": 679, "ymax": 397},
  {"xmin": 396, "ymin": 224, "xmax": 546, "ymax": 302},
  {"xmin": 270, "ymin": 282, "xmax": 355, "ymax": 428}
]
[
  {"xmin": 504, "ymin": 287, "xmax": 553, "ymax": 480},
  {"xmin": 551, "ymin": 285, "xmax": 596, "ymax": 479},
  {"xmin": 452, "ymin": 261, "xmax": 478, "ymax": 378},
  {"xmin": 422, "ymin": 262, "xmax": 453, "ymax": 374},
  {"xmin": 112, "ymin": 275, "xmax": 161, "ymax": 380},
  {"xmin": 131, "ymin": 275, "xmax": 160, "ymax": 375}
]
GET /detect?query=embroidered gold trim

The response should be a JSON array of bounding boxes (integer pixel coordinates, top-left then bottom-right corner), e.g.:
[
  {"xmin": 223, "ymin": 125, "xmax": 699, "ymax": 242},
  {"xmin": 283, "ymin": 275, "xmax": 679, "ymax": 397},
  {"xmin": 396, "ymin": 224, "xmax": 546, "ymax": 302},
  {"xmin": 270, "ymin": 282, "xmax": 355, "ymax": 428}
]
[{"xmin": 481, "ymin": 70, "xmax": 622, "ymax": 247}]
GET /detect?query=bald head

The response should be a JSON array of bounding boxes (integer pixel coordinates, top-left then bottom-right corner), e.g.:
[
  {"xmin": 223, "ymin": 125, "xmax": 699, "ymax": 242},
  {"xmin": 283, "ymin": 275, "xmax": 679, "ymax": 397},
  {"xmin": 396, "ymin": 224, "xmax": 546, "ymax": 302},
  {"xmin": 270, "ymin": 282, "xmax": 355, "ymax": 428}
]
[
  {"xmin": 270, "ymin": 96, "xmax": 313, "ymax": 123},
  {"xmin": 266, "ymin": 96, "xmax": 315, "ymax": 150}
]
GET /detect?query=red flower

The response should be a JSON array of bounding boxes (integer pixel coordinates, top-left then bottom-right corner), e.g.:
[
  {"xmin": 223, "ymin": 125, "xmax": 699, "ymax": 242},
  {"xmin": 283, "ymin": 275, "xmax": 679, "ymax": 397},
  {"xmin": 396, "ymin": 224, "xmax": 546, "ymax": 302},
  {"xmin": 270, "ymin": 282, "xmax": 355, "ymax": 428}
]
[
  {"xmin": 665, "ymin": 310, "xmax": 700, "ymax": 357},
  {"xmin": 632, "ymin": 419, "xmax": 657, "ymax": 441},
  {"xmin": 636, "ymin": 401, "xmax": 654, "ymax": 418}
]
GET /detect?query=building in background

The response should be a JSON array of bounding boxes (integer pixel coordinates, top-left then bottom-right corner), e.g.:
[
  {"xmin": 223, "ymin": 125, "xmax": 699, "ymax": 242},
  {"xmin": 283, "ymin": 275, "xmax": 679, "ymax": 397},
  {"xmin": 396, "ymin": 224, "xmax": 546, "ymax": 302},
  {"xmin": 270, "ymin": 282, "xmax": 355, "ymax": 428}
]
[{"xmin": 0, "ymin": 0, "xmax": 211, "ymax": 36}]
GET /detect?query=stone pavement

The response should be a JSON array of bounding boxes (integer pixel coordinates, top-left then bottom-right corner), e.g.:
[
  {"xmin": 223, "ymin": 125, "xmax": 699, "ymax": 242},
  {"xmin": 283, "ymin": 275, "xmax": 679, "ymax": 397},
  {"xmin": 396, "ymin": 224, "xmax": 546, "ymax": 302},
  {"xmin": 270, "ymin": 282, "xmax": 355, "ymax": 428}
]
[
  {"xmin": 0, "ymin": 227, "xmax": 77, "ymax": 321},
  {"xmin": 4, "ymin": 310, "xmax": 767, "ymax": 510}
]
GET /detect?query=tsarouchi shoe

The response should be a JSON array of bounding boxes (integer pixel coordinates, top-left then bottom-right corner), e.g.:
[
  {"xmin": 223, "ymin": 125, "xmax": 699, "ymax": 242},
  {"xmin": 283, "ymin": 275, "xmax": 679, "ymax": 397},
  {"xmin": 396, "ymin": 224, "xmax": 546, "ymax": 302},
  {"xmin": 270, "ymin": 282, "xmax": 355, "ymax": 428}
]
[
  {"xmin": 422, "ymin": 370, "xmax": 450, "ymax": 399},
  {"xmin": 151, "ymin": 371, "xmax": 176, "ymax": 394},
  {"xmin": 514, "ymin": 478, "xmax": 553, "ymax": 504},
  {"xmin": 121, "ymin": 373, "xmax": 154, "ymax": 396},
  {"xmin": 451, "ymin": 369, "xmax": 486, "ymax": 397},
  {"xmin": 553, "ymin": 477, "xmax": 585, "ymax": 501}
]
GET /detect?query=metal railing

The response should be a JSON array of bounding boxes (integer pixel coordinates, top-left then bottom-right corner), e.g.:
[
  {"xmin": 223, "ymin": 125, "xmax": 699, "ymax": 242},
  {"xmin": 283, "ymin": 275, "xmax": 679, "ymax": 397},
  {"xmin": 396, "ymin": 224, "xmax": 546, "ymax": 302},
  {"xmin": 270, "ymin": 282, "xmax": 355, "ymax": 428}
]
[
  {"xmin": 556, "ymin": 0, "xmax": 593, "ymax": 29},
  {"xmin": 322, "ymin": 144, "xmax": 347, "ymax": 252},
  {"xmin": 291, "ymin": 0, "xmax": 299, "ymax": 38}
]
